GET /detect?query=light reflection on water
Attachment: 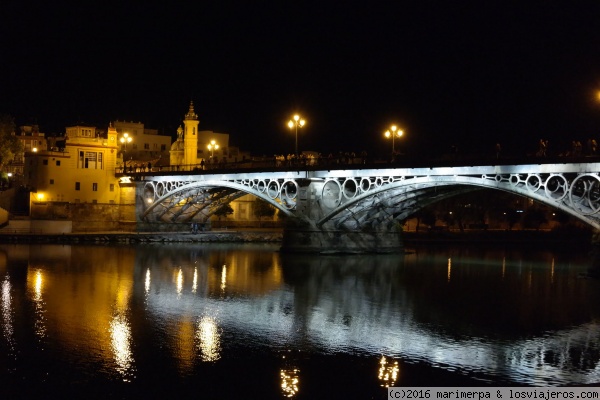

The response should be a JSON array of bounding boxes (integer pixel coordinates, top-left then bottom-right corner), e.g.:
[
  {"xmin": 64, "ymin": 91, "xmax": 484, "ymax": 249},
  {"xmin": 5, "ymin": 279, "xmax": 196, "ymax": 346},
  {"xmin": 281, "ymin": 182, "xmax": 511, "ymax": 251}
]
[
  {"xmin": 1, "ymin": 276, "xmax": 15, "ymax": 368},
  {"xmin": 0, "ymin": 243, "xmax": 599, "ymax": 396},
  {"xmin": 196, "ymin": 315, "xmax": 221, "ymax": 362}
]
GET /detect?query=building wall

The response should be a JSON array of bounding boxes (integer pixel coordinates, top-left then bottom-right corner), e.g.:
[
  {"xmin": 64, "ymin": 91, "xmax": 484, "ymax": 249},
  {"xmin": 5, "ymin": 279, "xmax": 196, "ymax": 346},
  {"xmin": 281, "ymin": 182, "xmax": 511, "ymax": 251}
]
[
  {"xmin": 25, "ymin": 124, "xmax": 122, "ymax": 211},
  {"xmin": 113, "ymin": 120, "xmax": 171, "ymax": 162}
]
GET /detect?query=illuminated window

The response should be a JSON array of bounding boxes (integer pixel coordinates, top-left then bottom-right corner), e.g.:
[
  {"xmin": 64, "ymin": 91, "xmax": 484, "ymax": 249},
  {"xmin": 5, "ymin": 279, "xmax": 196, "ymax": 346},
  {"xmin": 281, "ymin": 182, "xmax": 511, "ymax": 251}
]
[
  {"xmin": 110, "ymin": 184, "xmax": 114, "ymax": 192},
  {"xmin": 79, "ymin": 151, "xmax": 103, "ymax": 169}
]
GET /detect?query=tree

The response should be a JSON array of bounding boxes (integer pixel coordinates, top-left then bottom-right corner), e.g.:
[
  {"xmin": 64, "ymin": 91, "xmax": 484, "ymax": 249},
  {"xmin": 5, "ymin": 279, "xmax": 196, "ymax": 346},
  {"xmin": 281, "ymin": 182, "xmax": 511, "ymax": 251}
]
[
  {"xmin": 0, "ymin": 115, "xmax": 22, "ymax": 170},
  {"xmin": 253, "ymin": 199, "xmax": 275, "ymax": 227},
  {"xmin": 213, "ymin": 203, "xmax": 234, "ymax": 220}
]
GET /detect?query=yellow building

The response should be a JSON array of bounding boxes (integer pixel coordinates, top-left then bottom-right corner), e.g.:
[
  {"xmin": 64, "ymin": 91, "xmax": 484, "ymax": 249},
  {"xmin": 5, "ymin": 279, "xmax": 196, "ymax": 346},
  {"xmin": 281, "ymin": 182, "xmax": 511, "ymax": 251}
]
[
  {"xmin": 112, "ymin": 120, "xmax": 171, "ymax": 164},
  {"xmin": 170, "ymin": 102, "xmax": 250, "ymax": 167},
  {"xmin": 25, "ymin": 124, "xmax": 121, "ymax": 205}
]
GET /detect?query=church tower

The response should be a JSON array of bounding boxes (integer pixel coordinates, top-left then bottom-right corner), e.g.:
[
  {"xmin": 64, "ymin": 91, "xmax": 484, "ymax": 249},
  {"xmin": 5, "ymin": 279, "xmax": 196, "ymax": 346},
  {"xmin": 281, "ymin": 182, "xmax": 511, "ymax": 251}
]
[{"xmin": 183, "ymin": 101, "xmax": 199, "ymax": 168}]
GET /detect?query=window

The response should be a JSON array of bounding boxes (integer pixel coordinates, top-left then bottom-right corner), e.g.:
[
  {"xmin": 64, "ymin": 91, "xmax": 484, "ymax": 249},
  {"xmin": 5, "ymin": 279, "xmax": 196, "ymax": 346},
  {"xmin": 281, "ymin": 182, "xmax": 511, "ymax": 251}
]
[
  {"xmin": 92, "ymin": 183, "xmax": 98, "ymax": 191},
  {"xmin": 75, "ymin": 182, "xmax": 80, "ymax": 191},
  {"xmin": 144, "ymin": 143, "xmax": 150, "ymax": 150},
  {"xmin": 110, "ymin": 184, "xmax": 114, "ymax": 192},
  {"xmin": 43, "ymin": 159, "xmax": 48, "ymax": 165},
  {"xmin": 56, "ymin": 160, "xmax": 61, "ymax": 166},
  {"xmin": 49, "ymin": 179, "xmax": 54, "ymax": 184},
  {"xmin": 161, "ymin": 144, "xmax": 166, "ymax": 151},
  {"xmin": 80, "ymin": 151, "xmax": 103, "ymax": 169}
]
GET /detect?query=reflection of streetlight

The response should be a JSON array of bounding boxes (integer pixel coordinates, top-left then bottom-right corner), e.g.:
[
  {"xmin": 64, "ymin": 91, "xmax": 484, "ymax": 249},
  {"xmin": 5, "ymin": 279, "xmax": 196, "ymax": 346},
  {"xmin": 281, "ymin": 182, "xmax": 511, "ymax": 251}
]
[
  {"xmin": 120, "ymin": 133, "xmax": 132, "ymax": 162},
  {"xmin": 287, "ymin": 114, "xmax": 306, "ymax": 158},
  {"xmin": 384, "ymin": 125, "xmax": 403, "ymax": 154},
  {"xmin": 207, "ymin": 140, "xmax": 219, "ymax": 159}
]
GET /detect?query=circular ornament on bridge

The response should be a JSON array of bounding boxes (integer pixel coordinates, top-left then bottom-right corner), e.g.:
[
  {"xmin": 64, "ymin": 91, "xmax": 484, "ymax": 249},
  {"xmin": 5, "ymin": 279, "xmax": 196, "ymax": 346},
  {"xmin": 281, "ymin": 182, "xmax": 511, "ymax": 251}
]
[
  {"xmin": 342, "ymin": 178, "xmax": 358, "ymax": 199},
  {"xmin": 282, "ymin": 180, "xmax": 298, "ymax": 200},
  {"xmin": 143, "ymin": 182, "xmax": 157, "ymax": 201},
  {"xmin": 360, "ymin": 178, "xmax": 371, "ymax": 193},
  {"xmin": 525, "ymin": 174, "xmax": 542, "ymax": 193},
  {"xmin": 568, "ymin": 174, "xmax": 600, "ymax": 215},
  {"xmin": 544, "ymin": 174, "xmax": 568, "ymax": 201},
  {"xmin": 374, "ymin": 177, "xmax": 384, "ymax": 187},
  {"xmin": 166, "ymin": 181, "xmax": 180, "ymax": 193},
  {"xmin": 256, "ymin": 179, "xmax": 267, "ymax": 193},
  {"xmin": 267, "ymin": 180, "xmax": 280, "ymax": 199},
  {"xmin": 509, "ymin": 174, "xmax": 522, "ymax": 186},
  {"xmin": 156, "ymin": 182, "xmax": 167, "ymax": 197},
  {"xmin": 322, "ymin": 179, "xmax": 342, "ymax": 208}
]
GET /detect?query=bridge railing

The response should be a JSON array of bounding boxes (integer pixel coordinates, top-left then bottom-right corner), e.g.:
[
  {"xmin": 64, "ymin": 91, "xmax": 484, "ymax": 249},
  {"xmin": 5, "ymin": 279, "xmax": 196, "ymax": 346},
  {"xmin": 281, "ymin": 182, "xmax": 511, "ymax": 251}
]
[{"xmin": 114, "ymin": 154, "xmax": 600, "ymax": 177}]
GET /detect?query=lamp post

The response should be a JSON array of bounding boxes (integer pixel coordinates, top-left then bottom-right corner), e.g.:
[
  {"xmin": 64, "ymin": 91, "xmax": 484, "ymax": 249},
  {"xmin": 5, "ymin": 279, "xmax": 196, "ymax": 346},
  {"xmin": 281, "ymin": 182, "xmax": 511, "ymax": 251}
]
[
  {"xmin": 207, "ymin": 140, "xmax": 219, "ymax": 160},
  {"xmin": 120, "ymin": 132, "xmax": 132, "ymax": 171},
  {"xmin": 384, "ymin": 125, "xmax": 403, "ymax": 155},
  {"xmin": 287, "ymin": 114, "xmax": 306, "ymax": 158}
]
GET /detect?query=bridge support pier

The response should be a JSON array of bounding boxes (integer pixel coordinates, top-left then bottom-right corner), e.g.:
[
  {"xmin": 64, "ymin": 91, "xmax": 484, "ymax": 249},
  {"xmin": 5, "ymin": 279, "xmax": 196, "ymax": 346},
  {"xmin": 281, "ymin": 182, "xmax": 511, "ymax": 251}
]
[{"xmin": 280, "ymin": 179, "xmax": 404, "ymax": 254}]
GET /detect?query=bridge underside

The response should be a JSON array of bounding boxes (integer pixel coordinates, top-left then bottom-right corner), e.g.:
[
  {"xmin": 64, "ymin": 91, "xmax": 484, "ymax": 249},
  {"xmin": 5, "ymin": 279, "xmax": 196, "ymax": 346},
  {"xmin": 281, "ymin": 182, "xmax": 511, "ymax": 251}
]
[{"xmin": 134, "ymin": 165, "xmax": 600, "ymax": 253}]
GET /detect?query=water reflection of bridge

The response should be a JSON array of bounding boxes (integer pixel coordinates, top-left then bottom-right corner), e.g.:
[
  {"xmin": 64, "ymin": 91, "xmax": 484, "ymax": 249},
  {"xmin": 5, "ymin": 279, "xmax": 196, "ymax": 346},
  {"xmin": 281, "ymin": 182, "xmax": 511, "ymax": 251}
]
[
  {"xmin": 138, "ymin": 246, "xmax": 600, "ymax": 386},
  {"xmin": 2, "ymin": 243, "xmax": 598, "ymax": 386}
]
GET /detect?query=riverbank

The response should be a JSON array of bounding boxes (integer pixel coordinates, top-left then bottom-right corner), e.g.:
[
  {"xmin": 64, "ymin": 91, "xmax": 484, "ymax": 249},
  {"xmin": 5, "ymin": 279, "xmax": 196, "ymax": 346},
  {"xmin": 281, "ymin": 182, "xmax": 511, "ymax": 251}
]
[
  {"xmin": 0, "ymin": 228, "xmax": 593, "ymax": 248},
  {"xmin": 0, "ymin": 230, "xmax": 284, "ymax": 244}
]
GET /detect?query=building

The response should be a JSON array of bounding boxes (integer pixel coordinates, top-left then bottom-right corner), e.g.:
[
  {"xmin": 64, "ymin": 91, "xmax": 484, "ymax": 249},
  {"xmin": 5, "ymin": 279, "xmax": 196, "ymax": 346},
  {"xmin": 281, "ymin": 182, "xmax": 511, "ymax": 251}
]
[
  {"xmin": 112, "ymin": 120, "xmax": 171, "ymax": 165},
  {"xmin": 23, "ymin": 124, "xmax": 123, "ymax": 229},
  {"xmin": 14, "ymin": 102, "xmax": 275, "ymax": 232},
  {"xmin": 8, "ymin": 124, "xmax": 49, "ymax": 176},
  {"xmin": 170, "ymin": 101, "xmax": 251, "ymax": 168}
]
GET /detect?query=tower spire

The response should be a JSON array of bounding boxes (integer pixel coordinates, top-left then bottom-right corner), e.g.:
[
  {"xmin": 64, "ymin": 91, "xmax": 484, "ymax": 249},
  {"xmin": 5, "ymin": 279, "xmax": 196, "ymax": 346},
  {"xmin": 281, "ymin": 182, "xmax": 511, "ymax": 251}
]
[{"xmin": 185, "ymin": 101, "xmax": 198, "ymax": 120}]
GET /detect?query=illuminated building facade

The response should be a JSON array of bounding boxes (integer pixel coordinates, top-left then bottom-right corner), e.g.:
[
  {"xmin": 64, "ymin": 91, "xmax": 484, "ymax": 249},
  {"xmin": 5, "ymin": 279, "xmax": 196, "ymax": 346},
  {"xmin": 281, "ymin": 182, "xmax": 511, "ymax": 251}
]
[
  {"xmin": 170, "ymin": 101, "xmax": 250, "ymax": 167},
  {"xmin": 24, "ymin": 124, "xmax": 121, "ymax": 207},
  {"xmin": 112, "ymin": 120, "xmax": 171, "ymax": 165}
]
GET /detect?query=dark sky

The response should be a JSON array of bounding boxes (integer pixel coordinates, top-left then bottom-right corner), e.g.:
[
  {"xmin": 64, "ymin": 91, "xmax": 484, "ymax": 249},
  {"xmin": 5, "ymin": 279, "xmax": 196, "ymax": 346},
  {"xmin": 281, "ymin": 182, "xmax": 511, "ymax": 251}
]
[{"xmin": 2, "ymin": 2, "xmax": 600, "ymax": 158}]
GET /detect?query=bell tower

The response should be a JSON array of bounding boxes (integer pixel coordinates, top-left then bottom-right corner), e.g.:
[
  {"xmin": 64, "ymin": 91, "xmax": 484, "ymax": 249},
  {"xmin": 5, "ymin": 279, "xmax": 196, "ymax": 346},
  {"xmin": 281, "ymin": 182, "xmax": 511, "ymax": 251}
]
[{"xmin": 183, "ymin": 101, "xmax": 199, "ymax": 168}]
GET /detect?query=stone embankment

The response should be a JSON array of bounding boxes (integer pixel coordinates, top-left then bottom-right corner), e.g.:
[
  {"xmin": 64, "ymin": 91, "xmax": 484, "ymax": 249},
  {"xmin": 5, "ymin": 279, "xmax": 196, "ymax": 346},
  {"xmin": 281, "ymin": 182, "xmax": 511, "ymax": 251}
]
[{"xmin": 0, "ymin": 230, "xmax": 283, "ymax": 244}]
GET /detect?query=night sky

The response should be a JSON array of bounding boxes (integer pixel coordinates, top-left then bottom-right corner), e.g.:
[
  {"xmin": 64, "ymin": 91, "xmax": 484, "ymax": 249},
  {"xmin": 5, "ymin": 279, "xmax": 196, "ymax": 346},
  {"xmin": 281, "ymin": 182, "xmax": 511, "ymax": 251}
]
[{"xmin": 3, "ymin": 2, "xmax": 600, "ymax": 159}]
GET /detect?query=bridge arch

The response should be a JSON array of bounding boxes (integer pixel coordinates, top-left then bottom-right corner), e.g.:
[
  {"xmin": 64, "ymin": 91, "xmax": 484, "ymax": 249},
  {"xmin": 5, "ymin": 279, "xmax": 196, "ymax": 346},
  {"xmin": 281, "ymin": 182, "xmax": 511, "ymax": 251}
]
[
  {"xmin": 140, "ymin": 179, "xmax": 295, "ymax": 223},
  {"xmin": 316, "ymin": 174, "xmax": 600, "ymax": 230}
]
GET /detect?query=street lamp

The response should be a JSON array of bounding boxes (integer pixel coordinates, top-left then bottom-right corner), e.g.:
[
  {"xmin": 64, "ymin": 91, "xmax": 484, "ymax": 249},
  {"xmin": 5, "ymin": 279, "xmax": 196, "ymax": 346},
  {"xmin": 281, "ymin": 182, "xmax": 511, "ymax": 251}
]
[
  {"xmin": 120, "ymin": 133, "xmax": 132, "ymax": 157},
  {"xmin": 384, "ymin": 125, "xmax": 403, "ymax": 154},
  {"xmin": 287, "ymin": 114, "xmax": 306, "ymax": 158},
  {"xmin": 207, "ymin": 140, "xmax": 219, "ymax": 159}
]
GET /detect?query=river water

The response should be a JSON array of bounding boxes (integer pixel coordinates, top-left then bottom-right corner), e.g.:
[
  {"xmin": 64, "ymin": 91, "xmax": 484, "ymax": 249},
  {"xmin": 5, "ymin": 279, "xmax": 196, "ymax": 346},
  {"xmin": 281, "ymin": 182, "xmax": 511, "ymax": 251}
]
[{"xmin": 0, "ymin": 242, "xmax": 599, "ymax": 399}]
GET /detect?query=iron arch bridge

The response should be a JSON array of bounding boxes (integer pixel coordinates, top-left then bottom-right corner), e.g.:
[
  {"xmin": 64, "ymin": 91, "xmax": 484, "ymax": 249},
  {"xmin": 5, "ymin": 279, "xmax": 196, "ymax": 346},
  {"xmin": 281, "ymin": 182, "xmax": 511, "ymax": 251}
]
[{"xmin": 131, "ymin": 163, "xmax": 600, "ymax": 230}]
